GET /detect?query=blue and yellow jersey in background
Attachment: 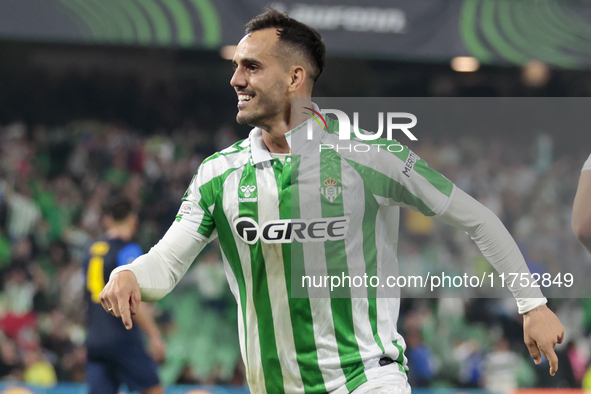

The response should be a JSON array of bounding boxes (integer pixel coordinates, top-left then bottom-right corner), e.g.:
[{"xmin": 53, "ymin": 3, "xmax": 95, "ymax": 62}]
[{"xmin": 82, "ymin": 238, "xmax": 144, "ymax": 355}]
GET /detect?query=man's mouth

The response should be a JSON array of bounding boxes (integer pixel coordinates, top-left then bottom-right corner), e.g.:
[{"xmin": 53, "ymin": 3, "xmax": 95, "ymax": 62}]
[{"xmin": 238, "ymin": 94, "xmax": 255, "ymax": 107}]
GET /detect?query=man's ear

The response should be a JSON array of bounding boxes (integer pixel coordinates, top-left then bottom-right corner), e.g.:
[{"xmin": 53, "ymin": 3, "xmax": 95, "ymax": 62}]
[{"xmin": 288, "ymin": 65, "xmax": 307, "ymax": 93}]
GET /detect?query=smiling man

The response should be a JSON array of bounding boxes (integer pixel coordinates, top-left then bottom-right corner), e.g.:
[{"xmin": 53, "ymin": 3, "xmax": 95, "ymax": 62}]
[{"xmin": 100, "ymin": 9, "xmax": 564, "ymax": 394}]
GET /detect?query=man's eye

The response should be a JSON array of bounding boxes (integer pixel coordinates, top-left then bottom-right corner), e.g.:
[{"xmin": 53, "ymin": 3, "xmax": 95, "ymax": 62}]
[{"xmin": 249, "ymin": 65, "xmax": 258, "ymax": 71}]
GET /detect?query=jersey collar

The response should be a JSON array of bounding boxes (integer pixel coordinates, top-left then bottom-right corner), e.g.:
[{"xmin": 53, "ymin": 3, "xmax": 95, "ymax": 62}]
[{"xmin": 249, "ymin": 102, "xmax": 324, "ymax": 165}]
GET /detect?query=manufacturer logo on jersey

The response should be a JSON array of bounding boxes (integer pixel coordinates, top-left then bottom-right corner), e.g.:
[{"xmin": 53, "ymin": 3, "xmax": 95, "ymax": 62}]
[
  {"xmin": 402, "ymin": 151, "xmax": 419, "ymax": 178},
  {"xmin": 239, "ymin": 185, "xmax": 257, "ymax": 203},
  {"xmin": 320, "ymin": 177, "xmax": 343, "ymax": 203},
  {"xmin": 233, "ymin": 216, "xmax": 349, "ymax": 244}
]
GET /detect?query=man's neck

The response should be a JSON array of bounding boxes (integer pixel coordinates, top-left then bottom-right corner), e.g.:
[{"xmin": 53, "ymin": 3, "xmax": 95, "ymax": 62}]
[
  {"xmin": 262, "ymin": 125, "xmax": 291, "ymax": 153},
  {"xmin": 260, "ymin": 98, "xmax": 313, "ymax": 153},
  {"xmin": 107, "ymin": 227, "xmax": 133, "ymax": 242}
]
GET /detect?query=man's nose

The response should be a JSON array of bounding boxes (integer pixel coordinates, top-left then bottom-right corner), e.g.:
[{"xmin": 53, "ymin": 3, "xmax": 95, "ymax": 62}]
[{"xmin": 230, "ymin": 68, "xmax": 247, "ymax": 89}]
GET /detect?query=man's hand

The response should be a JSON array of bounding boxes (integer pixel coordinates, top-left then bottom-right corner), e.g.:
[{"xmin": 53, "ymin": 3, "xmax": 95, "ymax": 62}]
[
  {"xmin": 523, "ymin": 304, "xmax": 564, "ymax": 376},
  {"xmin": 99, "ymin": 270, "xmax": 141, "ymax": 330}
]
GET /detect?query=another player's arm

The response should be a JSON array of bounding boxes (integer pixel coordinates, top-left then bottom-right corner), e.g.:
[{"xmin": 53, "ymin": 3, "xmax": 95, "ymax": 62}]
[
  {"xmin": 572, "ymin": 154, "xmax": 591, "ymax": 253},
  {"xmin": 132, "ymin": 302, "xmax": 166, "ymax": 364}
]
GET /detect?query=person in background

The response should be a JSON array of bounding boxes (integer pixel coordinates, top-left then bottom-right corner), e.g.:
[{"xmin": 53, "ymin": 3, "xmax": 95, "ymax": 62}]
[{"xmin": 83, "ymin": 197, "xmax": 165, "ymax": 394}]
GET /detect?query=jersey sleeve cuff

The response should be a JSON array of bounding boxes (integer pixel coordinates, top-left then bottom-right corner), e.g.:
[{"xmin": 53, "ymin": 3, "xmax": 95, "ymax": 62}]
[
  {"xmin": 110, "ymin": 265, "xmax": 137, "ymax": 281},
  {"xmin": 516, "ymin": 297, "xmax": 548, "ymax": 314}
]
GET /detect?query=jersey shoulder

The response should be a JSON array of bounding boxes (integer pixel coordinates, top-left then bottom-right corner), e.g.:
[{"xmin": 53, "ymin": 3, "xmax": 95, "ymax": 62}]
[{"xmin": 199, "ymin": 138, "xmax": 251, "ymax": 178}]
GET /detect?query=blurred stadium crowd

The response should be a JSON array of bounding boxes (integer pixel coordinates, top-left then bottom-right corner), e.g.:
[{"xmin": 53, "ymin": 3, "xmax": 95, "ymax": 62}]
[{"xmin": 0, "ymin": 118, "xmax": 590, "ymax": 391}]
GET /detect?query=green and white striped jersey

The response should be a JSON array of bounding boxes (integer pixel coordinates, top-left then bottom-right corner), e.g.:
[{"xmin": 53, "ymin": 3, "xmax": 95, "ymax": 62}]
[{"xmin": 175, "ymin": 112, "xmax": 454, "ymax": 394}]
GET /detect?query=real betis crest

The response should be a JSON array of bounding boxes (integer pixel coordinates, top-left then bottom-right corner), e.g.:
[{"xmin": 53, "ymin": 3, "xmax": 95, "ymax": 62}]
[{"xmin": 320, "ymin": 177, "xmax": 343, "ymax": 203}]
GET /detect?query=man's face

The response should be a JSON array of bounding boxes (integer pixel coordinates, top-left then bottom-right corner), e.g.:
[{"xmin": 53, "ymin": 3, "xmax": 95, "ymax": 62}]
[{"xmin": 230, "ymin": 29, "xmax": 290, "ymax": 127}]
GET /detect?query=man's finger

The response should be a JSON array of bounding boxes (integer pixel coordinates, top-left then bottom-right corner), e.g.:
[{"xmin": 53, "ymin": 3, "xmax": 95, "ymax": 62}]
[
  {"xmin": 99, "ymin": 286, "xmax": 113, "ymax": 313},
  {"xmin": 116, "ymin": 293, "xmax": 133, "ymax": 330},
  {"xmin": 110, "ymin": 294, "xmax": 122, "ymax": 318},
  {"xmin": 101, "ymin": 294, "xmax": 115, "ymax": 316},
  {"xmin": 540, "ymin": 345, "xmax": 559, "ymax": 376},
  {"xmin": 129, "ymin": 291, "xmax": 141, "ymax": 316},
  {"xmin": 100, "ymin": 293, "xmax": 110, "ymax": 313},
  {"xmin": 525, "ymin": 339, "xmax": 542, "ymax": 365}
]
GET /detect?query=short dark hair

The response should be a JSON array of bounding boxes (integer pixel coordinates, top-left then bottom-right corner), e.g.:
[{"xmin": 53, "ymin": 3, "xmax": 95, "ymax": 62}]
[
  {"xmin": 245, "ymin": 8, "xmax": 326, "ymax": 83},
  {"xmin": 103, "ymin": 197, "xmax": 134, "ymax": 222}
]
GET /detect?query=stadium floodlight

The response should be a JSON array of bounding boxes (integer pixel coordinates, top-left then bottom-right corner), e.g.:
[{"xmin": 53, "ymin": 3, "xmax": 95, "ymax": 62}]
[{"xmin": 451, "ymin": 56, "xmax": 480, "ymax": 72}]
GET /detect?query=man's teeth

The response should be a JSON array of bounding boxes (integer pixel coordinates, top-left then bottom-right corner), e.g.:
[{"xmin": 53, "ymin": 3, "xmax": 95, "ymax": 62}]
[{"xmin": 239, "ymin": 94, "xmax": 253, "ymax": 101}]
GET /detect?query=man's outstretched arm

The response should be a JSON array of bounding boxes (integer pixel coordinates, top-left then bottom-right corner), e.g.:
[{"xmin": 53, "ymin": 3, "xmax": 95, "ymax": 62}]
[
  {"xmin": 99, "ymin": 223, "xmax": 208, "ymax": 330},
  {"xmin": 437, "ymin": 187, "xmax": 564, "ymax": 375},
  {"xmin": 573, "ymin": 154, "xmax": 591, "ymax": 253}
]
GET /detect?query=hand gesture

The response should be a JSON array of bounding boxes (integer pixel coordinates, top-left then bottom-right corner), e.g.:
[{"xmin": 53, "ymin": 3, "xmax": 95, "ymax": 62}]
[
  {"xmin": 523, "ymin": 304, "xmax": 565, "ymax": 376},
  {"xmin": 99, "ymin": 270, "xmax": 141, "ymax": 330}
]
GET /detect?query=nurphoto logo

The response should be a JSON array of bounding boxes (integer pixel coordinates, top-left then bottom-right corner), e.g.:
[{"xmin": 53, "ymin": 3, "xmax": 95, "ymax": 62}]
[{"xmin": 303, "ymin": 108, "xmax": 418, "ymax": 153}]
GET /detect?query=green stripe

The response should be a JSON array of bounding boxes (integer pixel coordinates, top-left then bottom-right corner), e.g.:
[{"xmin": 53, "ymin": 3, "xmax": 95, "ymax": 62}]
[
  {"xmin": 188, "ymin": 0, "xmax": 222, "ymax": 48},
  {"xmin": 202, "ymin": 139, "xmax": 249, "ymax": 164},
  {"xmin": 138, "ymin": 0, "xmax": 173, "ymax": 44},
  {"xmin": 213, "ymin": 189, "xmax": 249, "ymax": 367},
  {"xmin": 103, "ymin": 0, "xmax": 135, "ymax": 43},
  {"xmin": 326, "ymin": 117, "xmax": 450, "ymax": 195},
  {"xmin": 358, "ymin": 180, "xmax": 384, "ymax": 354},
  {"xmin": 241, "ymin": 163, "xmax": 285, "ymax": 393},
  {"xmin": 190, "ymin": 168, "xmax": 237, "ymax": 237},
  {"xmin": 507, "ymin": 2, "xmax": 577, "ymax": 67},
  {"xmin": 320, "ymin": 149, "xmax": 367, "ymax": 392},
  {"xmin": 344, "ymin": 159, "xmax": 436, "ymax": 216},
  {"xmin": 410, "ymin": 154, "xmax": 453, "ymax": 198},
  {"xmin": 119, "ymin": 0, "xmax": 154, "ymax": 44},
  {"xmin": 161, "ymin": 0, "xmax": 195, "ymax": 46},
  {"xmin": 481, "ymin": 0, "xmax": 527, "ymax": 64},
  {"xmin": 393, "ymin": 340, "xmax": 404, "ymax": 364},
  {"xmin": 285, "ymin": 156, "xmax": 328, "ymax": 393},
  {"xmin": 459, "ymin": 0, "xmax": 493, "ymax": 62},
  {"xmin": 326, "ymin": 116, "xmax": 452, "ymax": 207}
]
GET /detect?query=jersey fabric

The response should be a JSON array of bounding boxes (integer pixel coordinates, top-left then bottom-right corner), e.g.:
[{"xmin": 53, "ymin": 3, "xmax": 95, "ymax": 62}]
[
  {"xmin": 583, "ymin": 153, "xmax": 591, "ymax": 171},
  {"xmin": 83, "ymin": 239, "xmax": 159, "ymax": 394},
  {"xmin": 175, "ymin": 110, "xmax": 454, "ymax": 394}
]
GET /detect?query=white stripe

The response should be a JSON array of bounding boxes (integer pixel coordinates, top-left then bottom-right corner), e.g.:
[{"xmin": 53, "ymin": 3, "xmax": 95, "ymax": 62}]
[
  {"xmin": 220, "ymin": 248, "xmax": 248, "ymax": 371},
  {"xmin": 223, "ymin": 167, "xmax": 267, "ymax": 394},
  {"xmin": 375, "ymin": 205, "xmax": 405, "ymax": 364},
  {"xmin": 298, "ymin": 149, "xmax": 347, "ymax": 392},
  {"xmin": 340, "ymin": 160, "xmax": 383, "ymax": 369},
  {"xmin": 256, "ymin": 161, "xmax": 305, "ymax": 394}
]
